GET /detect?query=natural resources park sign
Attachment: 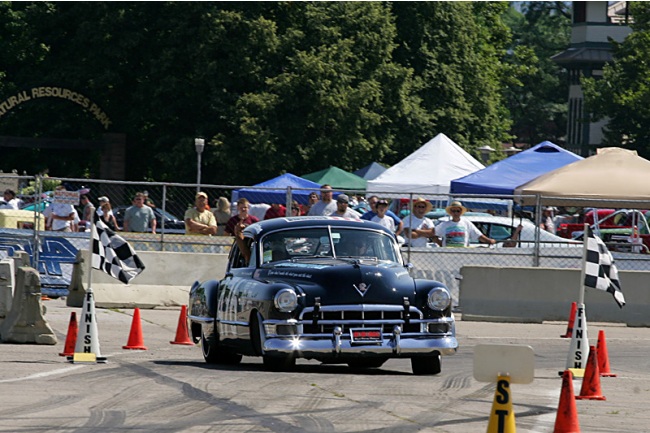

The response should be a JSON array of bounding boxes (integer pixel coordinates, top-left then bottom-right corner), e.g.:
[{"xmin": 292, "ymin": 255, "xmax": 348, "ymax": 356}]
[{"xmin": 0, "ymin": 86, "xmax": 111, "ymax": 130}]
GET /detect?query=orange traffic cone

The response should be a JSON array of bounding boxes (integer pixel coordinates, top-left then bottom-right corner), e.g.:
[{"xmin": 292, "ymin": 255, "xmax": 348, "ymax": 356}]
[
  {"xmin": 597, "ymin": 330, "xmax": 617, "ymax": 377},
  {"xmin": 554, "ymin": 370, "xmax": 580, "ymax": 433},
  {"xmin": 123, "ymin": 308, "xmax": 148, "ymax": 350},
  {"xmin": 170, "ymin": 305, "xmax": 194, "ymax": 345},
  {"xmin": 59, "ymin": 312, "xmax": 78, "ymax": 357},
  {"xmin": 561, "ymin": 302, "xmax": 577, "ymax": 338},
  {"xmin": 576, "ymin": 345, "xmax": 606, "ymax": 400}
]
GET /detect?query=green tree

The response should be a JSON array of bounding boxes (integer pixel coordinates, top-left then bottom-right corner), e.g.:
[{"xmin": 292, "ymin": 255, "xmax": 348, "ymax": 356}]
[
  {"xmin": 582, "ymin": 2, "xmax": 650, "ymax": 158},
  {"xmin": 502, "ymin": 1, "xmax": 571, "ymax": 146},
  {"xmin": 391, "ymin": 1, "xmax": 513, "ymax": 161}
]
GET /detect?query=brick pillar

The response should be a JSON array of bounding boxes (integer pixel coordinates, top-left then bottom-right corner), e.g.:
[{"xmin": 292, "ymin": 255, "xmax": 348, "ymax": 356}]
[{"xmin": 100, "ymin": 133, "xmax": 126, "ymax": 180}]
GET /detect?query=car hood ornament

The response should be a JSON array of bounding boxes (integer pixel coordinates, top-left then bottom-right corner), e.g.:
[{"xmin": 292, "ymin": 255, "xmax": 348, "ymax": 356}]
[{"xmin": 353, "ymin": 282, "xmax": 370, "ymax": 297}]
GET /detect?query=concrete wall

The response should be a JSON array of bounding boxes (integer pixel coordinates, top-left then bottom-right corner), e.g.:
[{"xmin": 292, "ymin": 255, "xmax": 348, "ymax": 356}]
[
  {"xmin": 67, "ymin": 250, "xmax": 229, "ymax": 309},
  {"xmin": 459, "ymin": 266, "xmax": 650, "ymax": 326}
]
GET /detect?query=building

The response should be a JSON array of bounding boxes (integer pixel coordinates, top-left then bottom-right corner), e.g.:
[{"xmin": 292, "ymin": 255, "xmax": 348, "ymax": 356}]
[{"xmin": 552, "ymin": 1, "xmax": 632, "ymax": 156}]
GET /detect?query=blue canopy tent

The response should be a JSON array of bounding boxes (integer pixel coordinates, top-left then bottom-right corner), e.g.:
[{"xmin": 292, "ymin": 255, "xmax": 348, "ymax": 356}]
[
  {"xmin": 450, "ymin": 141, "xmax": 583, "ymax": 196},
  {"xmin": 353, "ymin": 162, "xmax": 387, "ymax": 180},
  {"xmin": 233, "ymin": 173, "xmax": 322, "ymax": 205}
]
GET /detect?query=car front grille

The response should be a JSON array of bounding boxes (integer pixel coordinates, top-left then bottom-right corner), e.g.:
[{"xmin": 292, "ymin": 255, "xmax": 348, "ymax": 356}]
[{"xmin": 299, "ymin": 305, "xmax": 424, "ymax": 334}]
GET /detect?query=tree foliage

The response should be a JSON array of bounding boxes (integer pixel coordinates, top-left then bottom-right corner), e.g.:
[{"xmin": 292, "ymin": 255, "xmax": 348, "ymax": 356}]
[
  {"xmin": 0, "ymin": 2, "xmax": 536, "ymax": 183},
  {"xmin": 502, "ymin": 1, "xmax": 570, "ymax": 147},
  {"xmin": 582, "ymin": 2, "xmax": 650, "ymax": 158}
]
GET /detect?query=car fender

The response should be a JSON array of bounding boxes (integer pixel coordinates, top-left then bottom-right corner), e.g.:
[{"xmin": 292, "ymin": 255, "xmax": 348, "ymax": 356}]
[{"xmin": 189, "ymin": 279, "xmax": 221, "ymax": 319}]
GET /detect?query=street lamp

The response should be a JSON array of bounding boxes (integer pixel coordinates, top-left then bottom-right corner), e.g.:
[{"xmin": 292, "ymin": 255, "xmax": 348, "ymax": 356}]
[
  {"xmin": 478, "ymin": 145, "xmax": 494, "ymax": 164},
  {"xmin": 194, "ymin": 138, "xmax": 205, "ymax": 192},
  {"xmin": 504, "ymin": 146, "xmax": 522, "ymax": 157}
]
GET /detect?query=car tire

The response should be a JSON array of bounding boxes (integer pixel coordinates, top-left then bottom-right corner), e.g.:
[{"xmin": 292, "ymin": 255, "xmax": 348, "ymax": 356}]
[
  {"xmin": 347, "ymin": 359, "xmax": 387, "ymax": 369},
  {"xmin": 410, "ymin": 351, "xmax": 441, "ymax": 375},
  {"xmin": 201, "ymin": 327, "xmax": 242, "ymax": 365}
]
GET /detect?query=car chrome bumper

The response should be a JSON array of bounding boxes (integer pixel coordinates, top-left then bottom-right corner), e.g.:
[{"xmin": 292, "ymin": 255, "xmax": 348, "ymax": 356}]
[{"xmin": 262, "ymin": 325, "xmax": 458, "ymax": 357}]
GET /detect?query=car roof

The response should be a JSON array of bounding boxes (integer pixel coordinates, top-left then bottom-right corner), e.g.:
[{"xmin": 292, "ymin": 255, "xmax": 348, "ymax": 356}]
[{"xmin": 243, "ymin": 216, "xmax": 395, "ymax": 238}]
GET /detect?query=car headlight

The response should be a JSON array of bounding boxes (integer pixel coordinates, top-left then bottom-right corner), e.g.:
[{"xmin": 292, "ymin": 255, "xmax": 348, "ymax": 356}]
[
  {"xmin": 274, "ymin": 288, "xmax": 298, "ymax": 312},
  {"xmin": 427, "ymin": 287, "xmax": 451, "ymax": 311}
]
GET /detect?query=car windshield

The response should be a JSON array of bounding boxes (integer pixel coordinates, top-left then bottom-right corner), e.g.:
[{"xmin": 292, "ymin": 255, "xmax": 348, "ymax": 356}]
[{"xmin": 259, "ymin": 227, "xmax": 400, "ymax": 265}]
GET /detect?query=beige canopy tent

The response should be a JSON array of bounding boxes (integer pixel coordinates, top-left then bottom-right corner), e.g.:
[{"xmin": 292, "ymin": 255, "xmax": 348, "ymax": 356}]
[{"xmin": 514, "ymin": 147, "xmax": 650, "ymax": 208}]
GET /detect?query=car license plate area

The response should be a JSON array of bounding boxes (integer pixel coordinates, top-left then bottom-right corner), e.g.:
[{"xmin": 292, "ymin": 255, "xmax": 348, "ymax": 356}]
[{"xmin": 350, "ymin": 328, "xmax": 382, "ymax": 345}]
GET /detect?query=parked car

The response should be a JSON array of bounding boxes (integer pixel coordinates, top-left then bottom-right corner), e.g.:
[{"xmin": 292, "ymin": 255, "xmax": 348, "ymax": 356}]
[
  {"xmin": 435, "ymin": 215, "xmax": 582, "ymax": 248},
  {"xmin": 187, "ymin": 217, "xmax": 458, "ymax": 374},
  {"xmin": 113, "ymin": 206, "xmax": 186, "ymax": 234}
]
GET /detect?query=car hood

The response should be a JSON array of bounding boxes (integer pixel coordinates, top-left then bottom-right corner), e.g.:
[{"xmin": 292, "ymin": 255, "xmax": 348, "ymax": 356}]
[{"xmin": 257, "ymin": 260, "xmax": 416, "ymax": 305}]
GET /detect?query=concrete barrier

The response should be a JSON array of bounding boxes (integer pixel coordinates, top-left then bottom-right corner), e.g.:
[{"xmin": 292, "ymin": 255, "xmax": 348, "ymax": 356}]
[
  {"xmin": 66, "ymin": 249, "xmax": 229, "ymax": 309},
  {"xmin": 459, "ymin": 266, "xmax": 650, "ymax": 326},
  {"xmin": 0, "ymin": 266, "xmax": 56, "ymax": 344}
]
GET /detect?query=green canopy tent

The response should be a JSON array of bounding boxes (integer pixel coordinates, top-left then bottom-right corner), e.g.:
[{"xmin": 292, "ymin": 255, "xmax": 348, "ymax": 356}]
[{"xmin": 302, "ymin": 166, "xmax": 367, "ymax": 191}]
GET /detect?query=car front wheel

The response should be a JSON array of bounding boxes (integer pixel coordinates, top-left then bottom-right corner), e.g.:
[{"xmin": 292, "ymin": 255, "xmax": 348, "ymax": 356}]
[
  {"xmin": 411, "ymin": 352, "xmax": 441, "ymax": 375},
  {"xmin": 201, "ymin": 327, "xmax": 242, "ymax": 365}
]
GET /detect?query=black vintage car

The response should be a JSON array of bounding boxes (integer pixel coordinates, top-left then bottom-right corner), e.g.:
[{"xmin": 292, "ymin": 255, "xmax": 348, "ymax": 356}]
[{"xmin": 187, "ymin": 217, "xmax": 458, "ymax": 374}]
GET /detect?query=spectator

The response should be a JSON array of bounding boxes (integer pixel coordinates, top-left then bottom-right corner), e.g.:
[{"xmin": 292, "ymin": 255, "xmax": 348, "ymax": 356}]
[
  {"xmin": 225, "ymin": 198, "xmax": 259, "ymax": 236},
  {"xmin": 540, "ymin": 206, "xmax": 556, "ymax": 234},
  {"xmin": 124, "ymin": 192, "xmax": 156, "ymax": 233},
  {"xmin": 329, "ymin": 194, "xmax": 360, "ymax": 220},
  {"xmin": 371, "ymin": 199, "xmax": 395, "ymax": 231},
  {"xmin": 290, "ymin": 201, "xmax": 302, "ymax": 216},
  {"xmin": 143, "ymin": 190, "xmax": 156, "ymax": 208},
  {"xmin": 0, "ymin": 189, "xmax": 20, "ymax": 210},
  {"xmin": 212, "ymin": 197, "xmax": 231, "ymax": 236},
  {"xmin": 97, "ymin": 196, "xmax": 119, "ymax": 231},
  {"xmin": 264, "ymin": 202, "xmax": 286, "ymax": 220},
  {"xmin": 308, "ymin": 185, "xmax": 337, "ymax": 216},
  {"xmin": 402, "ymin": 198, "xmax": 435, "ymax": 247},
  {"xmin": 361, "ymin": 195, "xmax": 404, "ymax": 236},
  {"xmin": 306, "ymin": 191, "xmax": 319, "ymax": 214},
  {"xmin": 184, "ymin": 191, "xmax": 217, "ymax": 236},
  {"xmin": 79, "ymin": 194, "xmax": 95, "ymax": 222},
  {"xmin": 433, "ymin": 201, "xmax": 495, "ymax": 247},
  {"xmin": 44, "ymin": 186, "xmax": 75, "ymax": 232}
]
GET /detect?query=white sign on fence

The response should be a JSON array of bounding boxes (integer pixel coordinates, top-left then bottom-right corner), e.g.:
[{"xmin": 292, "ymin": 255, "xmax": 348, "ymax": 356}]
[{"xmin": 54, "ymin": 189, "xmax": 80, "ymax": 205}]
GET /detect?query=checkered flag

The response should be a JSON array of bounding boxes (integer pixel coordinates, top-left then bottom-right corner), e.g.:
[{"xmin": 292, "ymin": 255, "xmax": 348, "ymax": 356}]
[
  {"xmin": 583, "ymin": 226, "xmax": 625, "ymax": 308},
  {"xmin": 92, "ymin": 214, "xmax": 145, "ymax": 284}
]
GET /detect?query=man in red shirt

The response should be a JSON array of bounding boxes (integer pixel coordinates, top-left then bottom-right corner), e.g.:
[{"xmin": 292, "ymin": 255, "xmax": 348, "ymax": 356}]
[{"xmin": 264, "ymin": 202, "xmax": 286, "ymax": 220}]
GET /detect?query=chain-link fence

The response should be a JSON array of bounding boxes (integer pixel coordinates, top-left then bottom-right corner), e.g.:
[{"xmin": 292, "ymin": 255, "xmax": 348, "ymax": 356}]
[{"xmin": 1, "ymin": 174, "xmax": 649, "ymax": 302}]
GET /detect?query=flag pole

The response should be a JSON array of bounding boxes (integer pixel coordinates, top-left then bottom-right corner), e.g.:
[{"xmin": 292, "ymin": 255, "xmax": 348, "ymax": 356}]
[
  {"xmin": 86, "ymin": 213, "xmax": 95, "ymax": 292},
  {"xmin": 578, "ymin": 222, "xmax": 589, "ymax": 305}
]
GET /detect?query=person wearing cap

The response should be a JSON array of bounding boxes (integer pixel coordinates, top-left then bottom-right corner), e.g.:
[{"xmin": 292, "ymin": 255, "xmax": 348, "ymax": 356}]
[
  {"xmin": 124, "ymin": 192, "xmax": 156, "ymax": 233},
  {"xmin": 361, "ymin": 195, "xmax": 404, "ymax": 236},
  {"xmin": 330, "ymin": 193, "xmax": 361, "ymax": 220},
  {"xmin": 370, "ymin": 199, "xmax": 395, "ymax": 231},
  {"xmin": 402, "ymin": 198, "xmax": 436, "ymax": 247},
  {"xmin": 433, "ymin": 201, "xmax": 496, "ymax": 247},
  {"xmin": 308, "ymin": 184, "xmax": 337, "ymax": 216},
  {"xmin": 0, "ymin": 189, "xmax": 20, "ymax": 210},
  {"xmin": 264, "ymin": 202, "xmax": 286, "ymax": 220},
  {"xmin": 96, "ymin": 196, "xmax": 119, "ymax": 231},
  {"xmin": 184, "ymin": 192, "xmax": 217, "ymax": 236},
  {"xmin": 540, "ymin": 206, "xmax": 556, "ymax": 234}
]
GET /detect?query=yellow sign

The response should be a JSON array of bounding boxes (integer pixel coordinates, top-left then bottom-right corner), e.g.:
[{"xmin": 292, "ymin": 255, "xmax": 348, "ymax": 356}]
[{"xmin": 0, "ymin": 87, "xmax": 112, "ymax": 129}]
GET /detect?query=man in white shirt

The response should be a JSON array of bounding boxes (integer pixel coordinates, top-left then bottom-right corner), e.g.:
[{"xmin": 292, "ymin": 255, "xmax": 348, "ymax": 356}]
[
  {"xmin": 45, "ymin": 186, "xmax": 75, "ymax": 232},
  {"xmin": 329, "ymin": 194, "xmax": 360, "ymax": 220},
  {"xmin": 308, "ymin": 184, "xmax": 338, "ymax": 216},
  {"xmin": 434, "ymin": 201, "xmax": 495, "ymax": 247},
  {"xmin": 402, "ymin": 198, "xmax": 435, "ymax": 247},
  {"xmin": 0, "ymin": 189, "xmax": 20, "ymax": 210}
]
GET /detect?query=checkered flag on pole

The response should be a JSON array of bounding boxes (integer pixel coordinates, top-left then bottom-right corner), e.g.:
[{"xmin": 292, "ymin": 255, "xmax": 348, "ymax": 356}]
[
  {"xmin": 92, "ymin": 214, "xmax": 145, "ymax": 284},
  {"xmin": 583, "ymin": 226, "xmax": 625, "ymax": 308}
]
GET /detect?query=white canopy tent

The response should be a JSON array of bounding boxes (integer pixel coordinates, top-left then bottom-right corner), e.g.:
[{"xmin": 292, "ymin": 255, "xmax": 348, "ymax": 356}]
[{"xmin": 366, "ymin": 133, "xmax": 485, "ymax": 198}]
